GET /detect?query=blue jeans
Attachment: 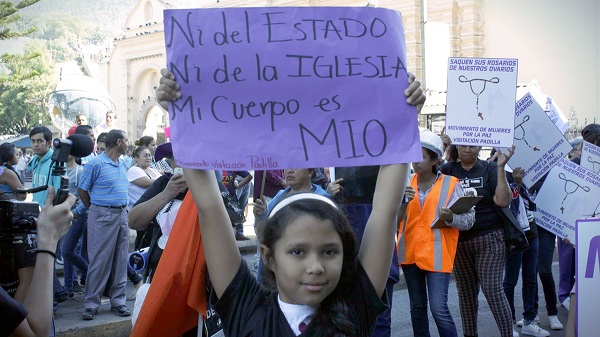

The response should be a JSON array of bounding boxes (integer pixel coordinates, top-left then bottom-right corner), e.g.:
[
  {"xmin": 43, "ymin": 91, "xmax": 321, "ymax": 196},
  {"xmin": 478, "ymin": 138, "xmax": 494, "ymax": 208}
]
[
  {"xmin": 53, "ymin": 239, "xmax": 67, "ymax": 297},
  {"xmin": 61, "ymin": 212, "xmax": 89, "ymax": 290},
  {"xmin": 503, "ymin": 236, "xmax": 539, "ymax": 322},
  {"xmin": 535, "ymin": 227, "xmax": 558, "ymax": 316},
  {"xmin": 237, "ymin": 182, "xmax": 252, "ymax": 211},
  {"xmin": 401, "ymin": 264, "xmax": 457, "ymax": 337}
]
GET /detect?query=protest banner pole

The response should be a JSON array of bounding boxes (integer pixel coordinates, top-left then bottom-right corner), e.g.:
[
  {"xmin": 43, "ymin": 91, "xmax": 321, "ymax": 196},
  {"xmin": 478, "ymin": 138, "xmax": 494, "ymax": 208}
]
[{"xmin": 260, "ymin": 171, "xmax": 266, "ymax": 200}]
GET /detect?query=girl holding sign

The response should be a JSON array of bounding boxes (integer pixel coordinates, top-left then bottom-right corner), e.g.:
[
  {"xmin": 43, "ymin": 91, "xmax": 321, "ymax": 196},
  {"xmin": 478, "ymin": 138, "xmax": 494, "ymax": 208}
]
[{"xmin": 156, "ymin": 68, "xmax": 424, "ymax": 336}]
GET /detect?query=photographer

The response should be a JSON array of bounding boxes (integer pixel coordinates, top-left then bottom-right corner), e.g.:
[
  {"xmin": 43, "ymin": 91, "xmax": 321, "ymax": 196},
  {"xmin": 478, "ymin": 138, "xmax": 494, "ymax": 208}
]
[{"xmin": 0, "ymin": 187, "xmax": 75, "ymax": 337}]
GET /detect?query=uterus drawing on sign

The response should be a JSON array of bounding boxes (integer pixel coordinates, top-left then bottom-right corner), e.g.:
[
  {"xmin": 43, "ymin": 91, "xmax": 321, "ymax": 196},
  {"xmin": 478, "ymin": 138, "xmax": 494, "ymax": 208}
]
[
  {"xmin": 558, "ymin": 172, "xmax": 591, "ymax": 214},
  {"xmin": 458, "ymin": 75, "xmax": 500, "ymax": 120},
  {"xmin": 514, "ymin": 115, "xmax": 540, "ymax": 151},
  {"xmin": 587, "ymin": 156, "xmax": 600, "ymax": 174}
]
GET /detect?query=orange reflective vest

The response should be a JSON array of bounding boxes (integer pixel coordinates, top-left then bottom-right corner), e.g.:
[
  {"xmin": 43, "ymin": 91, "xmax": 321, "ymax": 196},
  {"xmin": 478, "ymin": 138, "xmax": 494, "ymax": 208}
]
[{"xmin": 397, "ymin": 174, "xmax": 459, "ymax": 273}]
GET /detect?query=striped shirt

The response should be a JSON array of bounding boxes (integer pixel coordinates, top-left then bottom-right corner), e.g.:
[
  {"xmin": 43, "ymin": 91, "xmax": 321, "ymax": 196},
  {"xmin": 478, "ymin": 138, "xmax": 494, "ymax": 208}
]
[{"xmin": 79, "ymin": 152, "xmax": 128, "ymax": 207}]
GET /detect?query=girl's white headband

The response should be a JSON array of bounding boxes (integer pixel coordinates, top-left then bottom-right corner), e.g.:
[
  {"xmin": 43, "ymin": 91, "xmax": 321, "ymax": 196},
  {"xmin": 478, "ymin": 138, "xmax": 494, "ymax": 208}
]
[{"xmin": 268, "ymin": 193, "xmax": 338, "ymax": 219}]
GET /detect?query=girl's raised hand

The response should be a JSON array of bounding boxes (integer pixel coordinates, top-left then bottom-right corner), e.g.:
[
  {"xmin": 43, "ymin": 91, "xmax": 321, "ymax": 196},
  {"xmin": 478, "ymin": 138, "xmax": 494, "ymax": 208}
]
[
  {"xmin": 405, "ymin": 72, "xmax": 425, "ymax": 112},
  {"xmin": 157, "ymin": 68, "xmax": 182, "ymax": 110}
]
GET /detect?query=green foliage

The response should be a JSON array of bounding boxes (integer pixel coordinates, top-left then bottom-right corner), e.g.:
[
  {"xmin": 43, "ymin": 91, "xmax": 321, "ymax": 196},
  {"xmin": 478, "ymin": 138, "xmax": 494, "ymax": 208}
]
[
  {"xmin": 0, "ymin": 40, "xmax": 53, "ymax": 134},
  {"xmin": 0, "ymin": 0, "xmax": 139, "ymax": 134},
  {"xmin": 0, "ymin": 0, "xmax": 40, "ymax": 40}
]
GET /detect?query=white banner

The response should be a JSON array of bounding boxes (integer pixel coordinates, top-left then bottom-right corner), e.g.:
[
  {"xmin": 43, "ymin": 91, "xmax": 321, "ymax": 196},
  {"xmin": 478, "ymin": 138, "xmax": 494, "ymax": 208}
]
[
  {"xmin": 535, "ymin": 158, "xmax": 600, "ymax": 242},
  {"xmin": 508, "ymin": 93, "xmax": 571, "ymax": 187},
  {"xmin": 446, "ymin": 57, "xmax": 518, "ymax": 147},
  {"xmin": 581, "ymin": 141, "xmax": 600, "ymax": 175}
]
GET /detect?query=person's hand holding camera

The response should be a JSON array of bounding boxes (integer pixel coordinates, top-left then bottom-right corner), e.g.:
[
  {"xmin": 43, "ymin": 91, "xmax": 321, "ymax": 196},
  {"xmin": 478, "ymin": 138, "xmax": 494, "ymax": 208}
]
[
  {"xmin": 36, "ymin": 187, "xmax": 76, "ymax": 252},
  {"xmin": 3, "ymin": 187, "xmax": 75, "ymax": 337}
]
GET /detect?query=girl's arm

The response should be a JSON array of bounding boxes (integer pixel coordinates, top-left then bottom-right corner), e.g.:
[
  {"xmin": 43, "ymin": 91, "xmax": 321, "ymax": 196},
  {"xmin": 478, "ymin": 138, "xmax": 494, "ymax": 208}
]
[
  {"xmin": 183, "ymin": 168, "xmax": 241, "ymax": 297},
  {"xmin": 359, "ymin": 163, "xmax": 410, "ymax": 296},
  {"xmin": 14, "ymin": 267, "xmax": 34, "ymax": 303}
]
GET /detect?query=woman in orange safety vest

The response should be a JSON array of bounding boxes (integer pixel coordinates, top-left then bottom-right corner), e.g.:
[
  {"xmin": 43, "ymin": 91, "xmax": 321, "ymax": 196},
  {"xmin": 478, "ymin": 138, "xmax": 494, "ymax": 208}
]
[{"xmin": 397, "ymin": 130, "xmax": 475, "ymax": 337}]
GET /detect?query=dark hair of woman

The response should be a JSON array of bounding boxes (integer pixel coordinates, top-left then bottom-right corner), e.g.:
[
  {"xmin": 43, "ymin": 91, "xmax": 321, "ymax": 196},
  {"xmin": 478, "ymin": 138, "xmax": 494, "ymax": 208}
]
[
  {"xmin": 582, "ymin": 123, "xmax": 600, "ymax": 146},
  {"xmin": 0, "ymin": 143, "xmax": 16, "ymax": 166},
  {"xmin": 446, "ymin": 144, "xmax": 458, "ymax": 163},
  {"xmin": 261, "ymin": 198, "xmax": 358, "ymax": 336},
  {"xmin": 424, "ymin": 148, "xmax": 440, "ymax": 174},
  {"xmin": 133, "ymin": 146, "xmax": 149, "ymax": 158},
  {"xmin": 135, "ymin": 136, "xmax": 155, "ymax": 147},
  {"xmin": 97, "ymin": 132, "xmax": 108, "ymax": 144},
  {"xmin": 0, "ymin": 143, "xmax": 22, "ymax": 184}
]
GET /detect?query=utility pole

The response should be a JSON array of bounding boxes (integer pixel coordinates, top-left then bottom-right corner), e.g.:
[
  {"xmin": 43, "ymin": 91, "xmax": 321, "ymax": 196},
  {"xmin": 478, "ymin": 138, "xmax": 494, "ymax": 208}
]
[{"xmin": 421, "ymin": 0, "xmax": 427, "ymax": 89}]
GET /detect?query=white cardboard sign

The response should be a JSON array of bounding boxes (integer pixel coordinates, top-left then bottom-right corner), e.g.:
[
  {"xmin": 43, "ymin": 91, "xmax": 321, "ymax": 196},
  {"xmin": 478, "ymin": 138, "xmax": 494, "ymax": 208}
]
[
  {"xmin": 446, "ymin": 57, "xmax": 518, "ymax": 147},
  {"xmin": 508, "ymin": 93, "xmax": 572, "ymax": 187},
  {"xmin": 581, "ymin": 141, "xmax": 600, "ymax": 175},
  {"xmin": 535, "ymin": 158, "xmax": 600, "ymax": 242}
]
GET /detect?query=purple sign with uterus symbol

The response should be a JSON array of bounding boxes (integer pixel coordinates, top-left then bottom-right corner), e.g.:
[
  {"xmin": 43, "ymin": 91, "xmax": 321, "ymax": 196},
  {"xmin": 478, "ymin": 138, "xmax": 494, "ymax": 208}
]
[{"xmin": 163, "ymin": 6, "xmax": 420, "ymax": 170}]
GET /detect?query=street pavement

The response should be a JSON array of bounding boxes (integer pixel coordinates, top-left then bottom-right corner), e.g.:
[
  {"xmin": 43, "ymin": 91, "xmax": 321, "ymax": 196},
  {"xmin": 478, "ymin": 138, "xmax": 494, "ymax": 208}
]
[{"xmin": 53, "ymin": 209, "xmax": 569, "ymax": 337}]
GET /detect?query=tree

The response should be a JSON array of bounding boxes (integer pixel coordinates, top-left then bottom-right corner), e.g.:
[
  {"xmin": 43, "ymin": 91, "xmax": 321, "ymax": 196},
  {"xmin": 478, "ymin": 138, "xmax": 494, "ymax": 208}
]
[
  {"xmin": 0, "ymin": 1, "xmax": 54, "ymax": 134},
  {"xmin": 0, "ymin": 0, "xmax": 41, "ymax": 40},
  {"xmin": 0, "ymin": 40, "xmax": 53, "ymax": 134}
]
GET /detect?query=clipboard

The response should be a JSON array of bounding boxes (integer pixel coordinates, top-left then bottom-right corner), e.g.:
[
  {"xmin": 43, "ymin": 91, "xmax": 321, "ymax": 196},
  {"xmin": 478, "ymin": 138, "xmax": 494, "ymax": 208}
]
[{"xmin": 430, "ymin": 196, "xmax": 482, "ymax": 229}]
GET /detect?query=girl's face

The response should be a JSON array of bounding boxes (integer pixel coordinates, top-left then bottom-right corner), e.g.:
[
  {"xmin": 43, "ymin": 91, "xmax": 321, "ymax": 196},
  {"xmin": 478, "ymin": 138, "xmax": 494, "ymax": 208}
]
[
  {"xmin": 267, "ymin": 213, "xmax": 343, "ymax": 306},
  {"xmin": 135, "ymin": 149, "xmax": 152, "ymax": 168},
  {"xmin": 412, "ymin": 148, "xmax": 436, "ymax": 175}
]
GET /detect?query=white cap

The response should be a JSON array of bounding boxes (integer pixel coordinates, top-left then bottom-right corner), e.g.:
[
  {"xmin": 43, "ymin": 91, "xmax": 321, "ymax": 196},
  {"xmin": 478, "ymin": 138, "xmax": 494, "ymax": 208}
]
[{"xmin": 420, "ymin": 130, "xmax": 444, "ymax": 158}]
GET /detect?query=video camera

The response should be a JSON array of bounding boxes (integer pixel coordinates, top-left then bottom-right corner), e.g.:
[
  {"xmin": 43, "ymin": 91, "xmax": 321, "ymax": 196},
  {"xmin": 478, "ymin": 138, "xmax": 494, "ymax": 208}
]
[
  {"xmin": 0, "ymin": 200, "xmax": 40, "ymax": 240},
  {"xmin": 0, "ymin": 135, "xmax": 94, "ymax": 240}
]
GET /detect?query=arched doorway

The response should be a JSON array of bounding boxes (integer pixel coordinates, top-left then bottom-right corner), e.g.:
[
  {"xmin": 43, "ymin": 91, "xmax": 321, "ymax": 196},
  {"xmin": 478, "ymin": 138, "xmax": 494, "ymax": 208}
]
[{"xmin": 141, "ymin": 104, "xmax": 167, "ymax": 144}]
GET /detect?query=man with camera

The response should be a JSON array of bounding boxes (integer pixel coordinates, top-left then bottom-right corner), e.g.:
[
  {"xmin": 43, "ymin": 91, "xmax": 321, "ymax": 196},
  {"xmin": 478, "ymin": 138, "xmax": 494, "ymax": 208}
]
[{"xmin": 0, "ymin": 187, "xmax": 75, "ymax": 337}]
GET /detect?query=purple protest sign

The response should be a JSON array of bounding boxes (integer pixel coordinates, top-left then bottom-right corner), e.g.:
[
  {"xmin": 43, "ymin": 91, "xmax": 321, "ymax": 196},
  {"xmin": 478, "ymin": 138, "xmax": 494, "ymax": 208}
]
[{"xmin": 164, "ymin": 7, "xmax": 420, "ymax": 170}]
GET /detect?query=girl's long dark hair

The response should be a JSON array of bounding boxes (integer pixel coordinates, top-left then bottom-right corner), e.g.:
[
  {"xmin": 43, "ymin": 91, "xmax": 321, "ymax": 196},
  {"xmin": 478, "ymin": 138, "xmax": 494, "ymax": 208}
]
[{"xmin": 261, "ymin": 197, "xmax": 358, "ymax": 336}]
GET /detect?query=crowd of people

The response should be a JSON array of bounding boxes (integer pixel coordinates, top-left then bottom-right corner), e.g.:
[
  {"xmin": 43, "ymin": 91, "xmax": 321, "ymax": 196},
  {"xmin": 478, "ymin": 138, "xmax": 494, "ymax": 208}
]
[{"xmin": 0, "ymin": 68, "xmax": 597, "ymax": 337}]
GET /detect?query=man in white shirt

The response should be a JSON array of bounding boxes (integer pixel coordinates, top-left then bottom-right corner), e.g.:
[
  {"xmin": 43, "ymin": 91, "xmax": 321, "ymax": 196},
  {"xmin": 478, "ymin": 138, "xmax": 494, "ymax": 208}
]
[{"xmin": 94, "ymin": 111, "xmax": 116, "ymax": 136}]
